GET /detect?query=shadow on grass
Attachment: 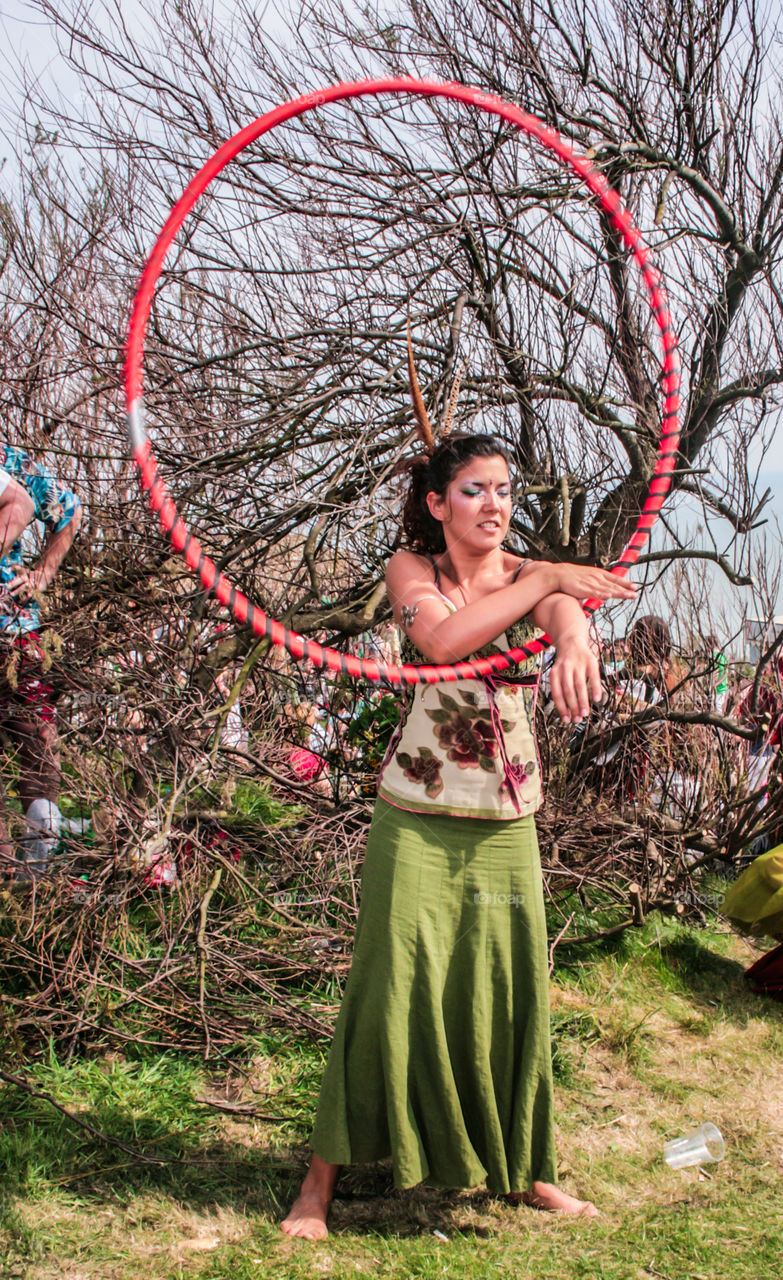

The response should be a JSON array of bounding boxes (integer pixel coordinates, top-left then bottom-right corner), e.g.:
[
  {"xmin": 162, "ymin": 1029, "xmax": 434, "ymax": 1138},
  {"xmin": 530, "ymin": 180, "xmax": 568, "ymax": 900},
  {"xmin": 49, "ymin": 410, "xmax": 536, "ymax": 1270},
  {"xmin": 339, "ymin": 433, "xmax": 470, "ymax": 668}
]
[
  {"xmin": 654, "ymin": 931, "xmax": 783, "ymax": 1026},
  {"xmin": 0, "ymin": 1091, "xmax": 506, "ymax": 1244},
  {"xmin": 312, "ymin": 1158, "xmax": 502, "ymax": 1239},
  {"xmin": 555, "ymin": 915, "xmax": 783, "ymax": 1028}
]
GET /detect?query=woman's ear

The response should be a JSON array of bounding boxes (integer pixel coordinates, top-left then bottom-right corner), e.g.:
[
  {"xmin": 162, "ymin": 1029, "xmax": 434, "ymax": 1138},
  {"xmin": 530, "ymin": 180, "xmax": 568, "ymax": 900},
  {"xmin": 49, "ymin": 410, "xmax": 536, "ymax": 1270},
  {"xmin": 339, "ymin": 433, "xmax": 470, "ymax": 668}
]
[{"xmin": 425, "ymin": 490, "xmax": 444, "ymax": 523}]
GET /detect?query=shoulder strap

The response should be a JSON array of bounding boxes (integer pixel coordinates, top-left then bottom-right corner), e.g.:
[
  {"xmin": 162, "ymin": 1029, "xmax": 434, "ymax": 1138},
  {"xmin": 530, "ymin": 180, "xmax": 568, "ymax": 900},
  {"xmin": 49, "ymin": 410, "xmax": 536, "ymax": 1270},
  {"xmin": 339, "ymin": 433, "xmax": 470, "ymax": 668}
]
[
  {"xmin": 511, "ymin": 559, "xmax": 527, "ymax": 583},
  {"xmin": 426, "ymin": 553, "xmax": 525, "ymax": 591}
]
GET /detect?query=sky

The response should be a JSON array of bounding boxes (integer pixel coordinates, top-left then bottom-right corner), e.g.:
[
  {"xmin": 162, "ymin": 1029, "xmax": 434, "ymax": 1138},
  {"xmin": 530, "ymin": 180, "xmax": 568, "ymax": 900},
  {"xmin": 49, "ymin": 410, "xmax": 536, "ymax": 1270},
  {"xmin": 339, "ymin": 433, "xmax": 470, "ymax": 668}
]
[
  {"xmin": 2, "ymin": 0, "xmax": 783, "ymax": 647},
  {"xmin": 0, "ymin": 1, "xmax": 84, "ymax": 138}
]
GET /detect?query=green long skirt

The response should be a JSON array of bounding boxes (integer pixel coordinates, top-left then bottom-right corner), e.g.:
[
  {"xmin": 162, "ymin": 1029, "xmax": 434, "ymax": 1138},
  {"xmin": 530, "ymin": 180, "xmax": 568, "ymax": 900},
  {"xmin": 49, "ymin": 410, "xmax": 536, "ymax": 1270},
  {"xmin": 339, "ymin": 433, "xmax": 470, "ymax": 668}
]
[{"xmin": 308, "ymin": 797, "xmax": 558, "ymax": 1193}]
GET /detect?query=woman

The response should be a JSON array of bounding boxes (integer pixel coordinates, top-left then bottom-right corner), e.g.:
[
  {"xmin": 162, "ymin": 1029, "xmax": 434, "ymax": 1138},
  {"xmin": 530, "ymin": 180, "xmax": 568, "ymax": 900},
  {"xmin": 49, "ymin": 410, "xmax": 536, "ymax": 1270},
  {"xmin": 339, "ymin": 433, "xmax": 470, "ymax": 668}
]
[
  {"xmin": 281, "ymin": 390, "xmax": 636, "ymax": 1239},
  {"xmin": 575, "ymin": 615, "xmax": 677, "ymax": 796},
  {"xmin": 624, "ymin": 615, "xmax": 677, "ymax": 704}
]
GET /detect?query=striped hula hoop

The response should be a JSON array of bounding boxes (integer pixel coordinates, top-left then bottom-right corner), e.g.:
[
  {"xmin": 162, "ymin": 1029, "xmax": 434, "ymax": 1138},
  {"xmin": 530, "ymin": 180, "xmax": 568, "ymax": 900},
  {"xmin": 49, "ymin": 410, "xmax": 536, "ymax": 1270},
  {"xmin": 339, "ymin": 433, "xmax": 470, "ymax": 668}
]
[{"xmin": 124, "ymin": 76, "xmax": 681, "ymax": 688}]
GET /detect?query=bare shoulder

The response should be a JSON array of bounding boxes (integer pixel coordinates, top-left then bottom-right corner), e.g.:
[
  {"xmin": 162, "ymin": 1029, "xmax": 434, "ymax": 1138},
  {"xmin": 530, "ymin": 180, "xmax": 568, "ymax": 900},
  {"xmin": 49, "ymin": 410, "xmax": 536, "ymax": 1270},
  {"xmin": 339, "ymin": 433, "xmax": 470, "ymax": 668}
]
[
  {"xmin": 509, "ymin": 554, "xmax": 539, "ymax": 580},
  {"xmin": 385, "ymin": 549, "xmax": 453, "ymax": 662},
  {"xmin": 385, "ymin": 549, "xmax": 434, "ymax": 596}
]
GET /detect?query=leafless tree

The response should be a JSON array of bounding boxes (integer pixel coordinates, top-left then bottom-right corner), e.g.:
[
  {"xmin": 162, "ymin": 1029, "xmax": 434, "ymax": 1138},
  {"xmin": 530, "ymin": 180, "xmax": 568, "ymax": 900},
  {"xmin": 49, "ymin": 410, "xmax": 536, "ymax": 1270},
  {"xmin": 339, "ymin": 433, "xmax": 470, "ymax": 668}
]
[{"xmin": 2, "ymin": 0, "xmax": 783, "ymax": 1059}]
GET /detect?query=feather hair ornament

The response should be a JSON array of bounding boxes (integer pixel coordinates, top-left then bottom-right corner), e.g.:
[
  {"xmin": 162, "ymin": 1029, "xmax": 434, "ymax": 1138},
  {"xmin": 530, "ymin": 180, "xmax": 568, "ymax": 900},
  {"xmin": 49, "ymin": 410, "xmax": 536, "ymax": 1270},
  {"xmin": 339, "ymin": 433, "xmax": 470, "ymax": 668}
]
[
  {"xmin": 406, "ymin": 318, "xmax": 436, "ymax": 454},
  {"xmin": 440, "ymin": 357, "xmax": 468, "ymax": 439}
]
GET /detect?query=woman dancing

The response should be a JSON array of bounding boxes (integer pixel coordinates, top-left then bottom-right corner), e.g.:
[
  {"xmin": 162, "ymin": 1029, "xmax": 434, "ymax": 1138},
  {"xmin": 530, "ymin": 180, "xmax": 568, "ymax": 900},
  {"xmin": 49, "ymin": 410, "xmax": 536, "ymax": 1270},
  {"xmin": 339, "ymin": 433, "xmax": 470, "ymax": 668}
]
[{"xmin": 281, "ymin": 349, "xmax": 636, "ymax": 1239}]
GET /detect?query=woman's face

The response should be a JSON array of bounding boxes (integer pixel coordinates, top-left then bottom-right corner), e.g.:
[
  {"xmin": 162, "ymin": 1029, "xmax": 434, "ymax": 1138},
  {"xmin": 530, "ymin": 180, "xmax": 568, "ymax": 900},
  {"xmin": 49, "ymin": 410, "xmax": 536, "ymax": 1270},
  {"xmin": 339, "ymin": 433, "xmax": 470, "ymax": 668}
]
[{"xmin": 426, "ymin": 454, "xmax": 512, "ymax": 552}]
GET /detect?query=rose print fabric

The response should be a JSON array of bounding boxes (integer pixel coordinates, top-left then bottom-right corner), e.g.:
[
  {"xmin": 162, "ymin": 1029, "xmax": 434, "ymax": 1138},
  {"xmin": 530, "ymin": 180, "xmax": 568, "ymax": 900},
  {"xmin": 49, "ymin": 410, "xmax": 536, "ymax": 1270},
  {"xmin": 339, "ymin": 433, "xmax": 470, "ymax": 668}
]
[{"xmin": 377, "ymin": 558, "xmax": 544, "ymax": 820}]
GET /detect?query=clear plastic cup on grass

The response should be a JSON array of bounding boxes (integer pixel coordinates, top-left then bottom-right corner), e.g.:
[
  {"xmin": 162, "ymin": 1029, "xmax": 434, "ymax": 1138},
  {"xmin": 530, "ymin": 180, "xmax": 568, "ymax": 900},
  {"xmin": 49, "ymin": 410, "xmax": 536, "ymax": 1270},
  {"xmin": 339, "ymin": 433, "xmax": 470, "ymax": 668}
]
[{"xmin": 663, "ymin": 1122, "xmax": 725, "ymax": 1169}]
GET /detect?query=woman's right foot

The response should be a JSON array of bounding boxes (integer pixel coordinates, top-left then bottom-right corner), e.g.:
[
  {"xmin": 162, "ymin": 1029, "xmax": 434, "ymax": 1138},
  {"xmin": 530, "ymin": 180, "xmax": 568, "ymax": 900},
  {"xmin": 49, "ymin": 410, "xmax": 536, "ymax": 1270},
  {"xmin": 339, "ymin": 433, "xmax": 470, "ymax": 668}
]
[
  {"xmin": 280, "ymin": 1156, "xmax": 341, "ymax": 1240},
  {"xmin": 280, "ymin": 1188, "xmax": 332, "ymax": 1240},
  {"xmin": 505, "ymin": 1180, "xmax": 599, "ymax": 1216}
]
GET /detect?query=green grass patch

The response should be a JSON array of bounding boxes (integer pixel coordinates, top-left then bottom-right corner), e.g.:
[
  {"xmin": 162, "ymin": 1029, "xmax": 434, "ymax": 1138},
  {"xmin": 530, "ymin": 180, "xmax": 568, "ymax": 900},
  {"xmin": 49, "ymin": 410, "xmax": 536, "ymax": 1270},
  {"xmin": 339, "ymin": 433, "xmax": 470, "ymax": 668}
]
[{"xmin": 1, "ymin": 915, "xmax": 781, "ymax": 1279}]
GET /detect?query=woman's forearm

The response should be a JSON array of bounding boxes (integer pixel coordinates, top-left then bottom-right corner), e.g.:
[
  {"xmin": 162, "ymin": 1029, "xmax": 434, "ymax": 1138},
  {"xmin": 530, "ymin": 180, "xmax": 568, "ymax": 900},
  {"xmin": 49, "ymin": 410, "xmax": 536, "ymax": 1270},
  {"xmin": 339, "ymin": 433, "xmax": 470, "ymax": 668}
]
[
  {"xmin": 417, "ymin": 563, "xmax": 559, "ymax": 663},
  {"xmin": 534, "ymin": 592, "xmax": 601, "ymax": 721},
  {"xmin": 532, "ymin": 592, "xmax": 591, "ymax": 648},
  {"xmin": 390, "ymin": 555, "xmax": 634, "ymax": 665}
]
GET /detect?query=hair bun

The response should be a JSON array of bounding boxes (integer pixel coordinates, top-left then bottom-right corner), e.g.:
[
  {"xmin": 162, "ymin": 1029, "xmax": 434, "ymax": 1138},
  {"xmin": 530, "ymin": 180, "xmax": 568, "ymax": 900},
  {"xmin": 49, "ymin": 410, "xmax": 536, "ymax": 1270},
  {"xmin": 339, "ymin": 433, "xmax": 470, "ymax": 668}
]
[{"xmin": 389, "ymin": 451, "xmax": 430, "ymax": 481}]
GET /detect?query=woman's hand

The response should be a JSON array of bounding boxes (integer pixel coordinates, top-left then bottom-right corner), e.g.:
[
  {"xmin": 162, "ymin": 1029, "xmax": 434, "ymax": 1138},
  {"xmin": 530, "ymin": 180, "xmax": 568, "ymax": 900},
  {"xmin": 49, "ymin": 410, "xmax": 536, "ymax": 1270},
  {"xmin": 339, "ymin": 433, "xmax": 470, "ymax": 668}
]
[
  {"xmin": 549, "ymin": 634, "xmax": 603, "ymax": 724},
  {"xmin": 551, "ymin": 562, "xmax": 638, "ymax": 603}
]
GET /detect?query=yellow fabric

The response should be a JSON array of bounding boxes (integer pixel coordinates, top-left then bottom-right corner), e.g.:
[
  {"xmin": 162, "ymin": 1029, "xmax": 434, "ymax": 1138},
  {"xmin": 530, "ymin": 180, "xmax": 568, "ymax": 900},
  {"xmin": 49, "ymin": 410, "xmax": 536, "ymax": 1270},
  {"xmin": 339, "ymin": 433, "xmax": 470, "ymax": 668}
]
[{"xmin": 721, "ymin": 844, "xmax": 783, "ymax": 939}]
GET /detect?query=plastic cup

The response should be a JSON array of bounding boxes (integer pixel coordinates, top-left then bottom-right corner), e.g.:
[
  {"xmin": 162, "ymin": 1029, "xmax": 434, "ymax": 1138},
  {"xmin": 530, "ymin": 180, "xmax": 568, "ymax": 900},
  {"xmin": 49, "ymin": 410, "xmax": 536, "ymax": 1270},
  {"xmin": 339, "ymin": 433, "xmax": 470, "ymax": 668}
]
[{"xmin": 663, "ymin": 1122, "xmax": 725, "ymax": 1169}]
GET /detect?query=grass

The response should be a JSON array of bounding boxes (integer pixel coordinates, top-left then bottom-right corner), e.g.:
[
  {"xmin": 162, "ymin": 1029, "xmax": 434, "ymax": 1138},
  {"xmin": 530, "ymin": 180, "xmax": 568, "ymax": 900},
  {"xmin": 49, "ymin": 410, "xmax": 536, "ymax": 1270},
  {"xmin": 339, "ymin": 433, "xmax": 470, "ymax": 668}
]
[{"xmin": 1, "ymin": 914, "xmax": 781, "ymax": 1279}]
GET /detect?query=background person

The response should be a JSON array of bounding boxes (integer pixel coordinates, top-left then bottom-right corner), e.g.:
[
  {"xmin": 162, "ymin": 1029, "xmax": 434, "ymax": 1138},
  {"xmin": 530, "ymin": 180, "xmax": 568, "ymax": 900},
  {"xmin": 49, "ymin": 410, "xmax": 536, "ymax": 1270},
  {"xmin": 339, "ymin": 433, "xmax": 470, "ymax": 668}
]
[
  {"xmin": 0, "ymin": 446, "xmax": 82, "ymax": 879},
  {"xmin": 571, "ymin": 614, "xmax": 674, "ymax": 793},
  {"xmin": 734, "ymin": 657, "xmax": 783, "ymax": 813},
  {"xmin": 623, "ymin": 614, "xmax": 677, "ymax": 706},
  {"xmin": 704, "ymin": 631, "xmax": 730, "ymax": 714}
]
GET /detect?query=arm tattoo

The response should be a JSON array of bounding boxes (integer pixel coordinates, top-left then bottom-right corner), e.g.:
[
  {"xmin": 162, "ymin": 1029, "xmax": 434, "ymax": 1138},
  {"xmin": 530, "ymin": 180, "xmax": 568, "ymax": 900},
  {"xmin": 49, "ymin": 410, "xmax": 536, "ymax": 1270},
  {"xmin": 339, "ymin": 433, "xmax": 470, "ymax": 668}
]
[{"xmin": 400, "ymin": 602, "xmax": 419, "ymax": 629}]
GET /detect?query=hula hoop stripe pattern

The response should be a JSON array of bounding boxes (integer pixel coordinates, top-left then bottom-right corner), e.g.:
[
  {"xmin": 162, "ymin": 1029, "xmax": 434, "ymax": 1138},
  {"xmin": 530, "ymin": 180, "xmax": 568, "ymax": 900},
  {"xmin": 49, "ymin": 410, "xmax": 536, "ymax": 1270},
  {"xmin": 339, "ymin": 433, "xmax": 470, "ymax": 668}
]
[{"xmin": 124, "ymin": 77, "xmax": 681, "ymax": 689}]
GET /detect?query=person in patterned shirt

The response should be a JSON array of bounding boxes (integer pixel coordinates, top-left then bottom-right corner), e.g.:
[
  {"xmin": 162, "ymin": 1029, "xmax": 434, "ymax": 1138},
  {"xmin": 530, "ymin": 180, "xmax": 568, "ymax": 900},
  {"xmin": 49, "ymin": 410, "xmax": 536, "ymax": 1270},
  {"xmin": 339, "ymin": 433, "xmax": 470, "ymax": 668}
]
[{"xmin": 0, "ymin": 445, "xmax": 82, "ymax": 879}]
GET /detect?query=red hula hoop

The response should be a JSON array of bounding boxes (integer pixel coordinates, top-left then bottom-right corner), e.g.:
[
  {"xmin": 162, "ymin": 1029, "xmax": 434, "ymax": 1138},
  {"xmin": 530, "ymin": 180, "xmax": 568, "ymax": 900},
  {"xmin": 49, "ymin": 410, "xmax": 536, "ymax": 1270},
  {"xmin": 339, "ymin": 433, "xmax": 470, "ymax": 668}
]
[{"xmin": 124, "ymin": 76, "xmax": 681, "ymax": 688}]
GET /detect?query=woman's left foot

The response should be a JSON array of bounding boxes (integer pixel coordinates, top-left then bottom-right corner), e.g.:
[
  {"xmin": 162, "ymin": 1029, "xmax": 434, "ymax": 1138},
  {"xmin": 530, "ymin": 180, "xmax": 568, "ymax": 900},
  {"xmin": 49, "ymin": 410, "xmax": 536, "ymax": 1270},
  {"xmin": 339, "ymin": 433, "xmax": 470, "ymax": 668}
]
[{"xmin": 504, "ymin": 1180, "xmax": 599, "ymax": 1216}]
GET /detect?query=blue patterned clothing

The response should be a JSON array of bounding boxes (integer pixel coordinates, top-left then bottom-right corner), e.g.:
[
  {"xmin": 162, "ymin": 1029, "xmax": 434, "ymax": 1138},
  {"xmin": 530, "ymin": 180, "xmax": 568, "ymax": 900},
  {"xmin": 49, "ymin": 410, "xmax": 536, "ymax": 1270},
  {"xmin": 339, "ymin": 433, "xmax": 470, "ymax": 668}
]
[{"xmin": 0, "ymin": 446, "xmax": 80, "ymax": 637}]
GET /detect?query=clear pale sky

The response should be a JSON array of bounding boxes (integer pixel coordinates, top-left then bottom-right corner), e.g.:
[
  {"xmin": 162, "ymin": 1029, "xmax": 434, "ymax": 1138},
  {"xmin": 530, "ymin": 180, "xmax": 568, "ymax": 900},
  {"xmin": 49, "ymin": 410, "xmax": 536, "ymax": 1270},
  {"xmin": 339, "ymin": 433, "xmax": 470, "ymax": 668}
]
[{"xmin": 3, "ymin": 0, "xmax": 782, "ymax": 640}]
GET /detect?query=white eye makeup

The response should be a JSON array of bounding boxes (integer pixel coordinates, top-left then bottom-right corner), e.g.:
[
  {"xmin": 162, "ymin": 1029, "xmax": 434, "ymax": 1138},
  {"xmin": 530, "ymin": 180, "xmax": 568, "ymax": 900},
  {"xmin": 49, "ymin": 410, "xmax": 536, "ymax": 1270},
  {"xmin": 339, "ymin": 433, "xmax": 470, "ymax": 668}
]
[{"xmin": 460, "ymin": 485, "xmax": 512, "ymax": 497}]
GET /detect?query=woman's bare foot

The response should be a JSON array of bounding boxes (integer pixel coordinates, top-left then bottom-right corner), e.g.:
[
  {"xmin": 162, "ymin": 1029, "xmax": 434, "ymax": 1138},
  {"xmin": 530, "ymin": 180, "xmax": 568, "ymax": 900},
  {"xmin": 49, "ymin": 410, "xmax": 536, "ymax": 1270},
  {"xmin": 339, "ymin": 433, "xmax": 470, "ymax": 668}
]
[
  {"xmin": 280, "ymin": 1155, "xmax": 342, "ymax": 1240},
  {"xmin": 504, "ymin": 1180, "xmax": 599, "ymax": 1217}
]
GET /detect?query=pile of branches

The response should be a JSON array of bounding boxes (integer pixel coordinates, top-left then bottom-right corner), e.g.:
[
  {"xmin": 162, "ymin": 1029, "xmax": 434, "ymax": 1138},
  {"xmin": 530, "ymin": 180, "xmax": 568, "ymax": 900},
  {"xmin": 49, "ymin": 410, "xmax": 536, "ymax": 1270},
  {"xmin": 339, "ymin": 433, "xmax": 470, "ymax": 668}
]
[
  {"xmin": 2, "ymin": 629, "xmax": 780, "ymax": 1068},
  {"xmin": 4, "ymin": 0, "xmax": 783, "ymax": 1065}
]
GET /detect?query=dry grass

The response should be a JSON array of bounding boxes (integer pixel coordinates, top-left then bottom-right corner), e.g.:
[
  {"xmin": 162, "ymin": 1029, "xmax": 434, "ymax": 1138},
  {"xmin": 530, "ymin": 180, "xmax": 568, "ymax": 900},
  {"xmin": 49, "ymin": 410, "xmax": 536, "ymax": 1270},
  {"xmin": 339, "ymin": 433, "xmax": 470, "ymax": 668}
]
[{"xmin": 2, "ymin": 918, "xmax": 781, "ymax": 1280}]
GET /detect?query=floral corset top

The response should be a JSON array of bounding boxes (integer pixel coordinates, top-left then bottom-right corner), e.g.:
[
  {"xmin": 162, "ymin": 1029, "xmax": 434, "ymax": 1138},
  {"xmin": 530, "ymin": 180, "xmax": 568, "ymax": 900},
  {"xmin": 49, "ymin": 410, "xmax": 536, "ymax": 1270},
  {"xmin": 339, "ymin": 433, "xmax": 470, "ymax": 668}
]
[{"xmin": 377, "ymin": 555, "xmax": 545, "ymax": 821}]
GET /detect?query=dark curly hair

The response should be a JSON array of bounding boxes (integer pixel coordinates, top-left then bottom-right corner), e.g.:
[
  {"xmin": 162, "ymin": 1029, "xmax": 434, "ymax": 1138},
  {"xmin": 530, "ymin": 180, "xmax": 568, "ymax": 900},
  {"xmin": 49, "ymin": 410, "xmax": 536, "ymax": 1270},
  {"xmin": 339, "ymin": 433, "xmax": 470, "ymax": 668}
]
[
  {"xmin": 627, "ymin": 615, "xmax": 672, "ymax": 668},
  {"xmin": 397, "ymin": 433, "xmax": 515, "ymax": 555}
]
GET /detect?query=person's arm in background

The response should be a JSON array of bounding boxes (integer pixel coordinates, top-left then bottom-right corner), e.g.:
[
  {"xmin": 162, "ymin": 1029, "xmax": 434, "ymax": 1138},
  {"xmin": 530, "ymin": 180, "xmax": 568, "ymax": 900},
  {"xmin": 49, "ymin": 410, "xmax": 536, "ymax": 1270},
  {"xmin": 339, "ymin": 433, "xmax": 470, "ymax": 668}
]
[
  {"xmin": 7, "ymin": 501, "xmax": 82, "ymax": 600},
  {"xmin": 0, "ymin": 471, "xmax": 35, "ymax": 557}
]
